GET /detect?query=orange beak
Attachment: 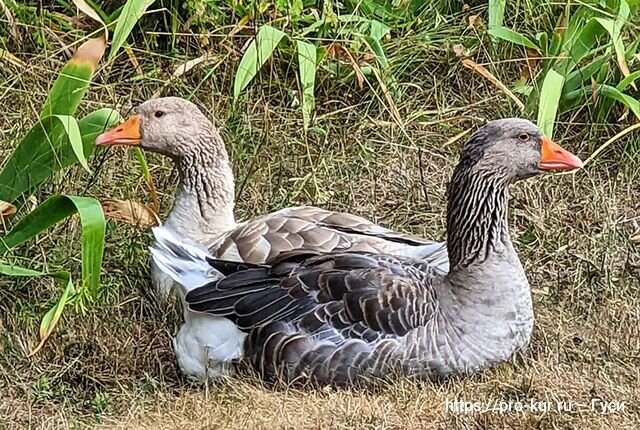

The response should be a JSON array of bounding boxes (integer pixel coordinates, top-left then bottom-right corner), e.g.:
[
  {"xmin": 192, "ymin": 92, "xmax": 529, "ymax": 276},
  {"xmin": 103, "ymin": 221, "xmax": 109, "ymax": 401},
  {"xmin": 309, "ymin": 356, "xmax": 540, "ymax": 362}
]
[
  {"xmin": 538, "ymin": 136, "xmax": 583, "ymax": 171},
  {"xmin": 95, "ymin": 115, "xmax": 141, "ymax": 146}
]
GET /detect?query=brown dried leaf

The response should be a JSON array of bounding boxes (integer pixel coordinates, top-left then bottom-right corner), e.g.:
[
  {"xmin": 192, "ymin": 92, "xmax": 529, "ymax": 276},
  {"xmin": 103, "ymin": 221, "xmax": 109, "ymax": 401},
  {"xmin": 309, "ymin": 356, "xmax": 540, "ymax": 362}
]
[
  {"xmin": 462, "ymin": 58, "xmax": 525, "ymax": 112},
  {"xmin": 452, "ymin": 44, "xmax": 465, "ymax": 58},
  {"xmin": 101, "ymin": 199, "xmax": 160, "ymax": 228},
  {"xmin": 72, "ymin": 33, "xmax": 107, "ymax": 70},
  {"xmin": 173, "ymin": 53, "xmax": 216, "ymax": 77},
  {"xmin": 468, "ymin": 15, "xmax": 483, "ymax": 28},
  {"xmin": 521, "ymin": 49, "xmax": 541, "ymax": 82},
  {"xmin": 0, "ymin": 200, "xmax": 16, "ymax": 231},
  {"xmin": 554, "ymin": 13, "xmax": 568, "ymax": 38},
  {"xmin": 631, "ymin": 234, "xmax": 640, "ymax": 244},
  {"xmin": 339, "ymin": 46, "xmax": 365, "ymax": 90}
]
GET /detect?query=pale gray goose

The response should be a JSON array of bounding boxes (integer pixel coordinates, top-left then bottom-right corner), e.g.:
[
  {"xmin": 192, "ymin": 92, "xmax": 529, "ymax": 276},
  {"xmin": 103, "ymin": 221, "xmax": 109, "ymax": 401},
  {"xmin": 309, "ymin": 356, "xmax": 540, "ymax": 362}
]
[
  {"xmin": 150, "ymin": 118, "xmax": 583, "ymax": 385},
  {"xmin": 96, "ymin": 97, "xmax": 446, "ymax": 381},
  {"xmin": 96, "ymin": 97, "xmax": 447, "ymax": 301}
]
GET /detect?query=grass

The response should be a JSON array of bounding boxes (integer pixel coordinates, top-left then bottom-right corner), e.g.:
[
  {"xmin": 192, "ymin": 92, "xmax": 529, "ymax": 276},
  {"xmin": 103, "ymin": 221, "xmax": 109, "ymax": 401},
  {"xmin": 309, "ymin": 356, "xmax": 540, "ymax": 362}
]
[{"xmin": 1, "ymin": 1, "xmax": 640, "ymax": 429}]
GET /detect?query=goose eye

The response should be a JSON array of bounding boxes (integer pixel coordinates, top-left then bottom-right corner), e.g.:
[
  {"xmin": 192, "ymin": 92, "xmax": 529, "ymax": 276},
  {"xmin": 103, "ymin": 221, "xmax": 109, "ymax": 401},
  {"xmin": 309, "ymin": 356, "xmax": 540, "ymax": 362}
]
[
  {"xmin": 154, "ymin": 111, "xmax": 165, "ymax": 118},
  {"xmin": 518, "ymin": 133, "xmax": 529, "ymax": 141}
]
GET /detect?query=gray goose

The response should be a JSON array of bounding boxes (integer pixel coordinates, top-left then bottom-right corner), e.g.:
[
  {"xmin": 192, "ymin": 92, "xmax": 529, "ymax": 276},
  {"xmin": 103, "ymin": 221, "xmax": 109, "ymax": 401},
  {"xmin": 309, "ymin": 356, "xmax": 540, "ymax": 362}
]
[
  {"xmin": 96, "ymin": 97, "xmax": 446, "ymax": 381},
  {"xmin": 150, "ymin": 118, "xmax": 583, "ymax": 385},
  {"xmin": 96, "ymin": 97, "xmax": 447, "ymax": 301}
]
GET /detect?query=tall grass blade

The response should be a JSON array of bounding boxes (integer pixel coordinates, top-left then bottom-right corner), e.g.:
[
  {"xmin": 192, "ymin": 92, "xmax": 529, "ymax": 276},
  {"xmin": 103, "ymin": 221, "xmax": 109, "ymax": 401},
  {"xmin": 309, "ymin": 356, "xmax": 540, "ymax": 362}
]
[
  {"xmin": 487, "ymin": 27, "xmax": 541, "ymax": 51},
  {"xmin": 40, "ymin": 35, "xmax": 106, "ymax": 118},
  {"xmin": 488, "ymin": 0, "xmax": 506, "ymax": 29},
  {"xmin": 296, "ymin": 41, "xmax": 316, "ymax": 131},
  {"xmin": 598, "ymin": 85, "xmax": 640, "ymax": 119},
  {"xmin": 233, "ymin": 25, "xmax": 287, "ymax": 99},
  {"xmin": 0, "ymin": 195, "xmax": 105, "ymax": 300},
  {"xmin": 617, "ymin": 70, "xmax": 640, "ymax": 91},
  {"xmin": 108, "ymin": 0, "xmax": 155, "ymax": 61},
  {"xmin": 537, "ymin": 69, "xmax": 564, "ymax": 138},
  {"xmin": 595, "ymin": 0, "xmax": 632, "ymax": 83}
]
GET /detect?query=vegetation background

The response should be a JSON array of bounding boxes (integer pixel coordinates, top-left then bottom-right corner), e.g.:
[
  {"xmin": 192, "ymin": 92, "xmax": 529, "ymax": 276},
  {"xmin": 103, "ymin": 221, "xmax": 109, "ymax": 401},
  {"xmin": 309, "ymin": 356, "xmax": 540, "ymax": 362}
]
[{"xmin": 0, "ymin": 0, "xmax": 639, "ymax": 428}]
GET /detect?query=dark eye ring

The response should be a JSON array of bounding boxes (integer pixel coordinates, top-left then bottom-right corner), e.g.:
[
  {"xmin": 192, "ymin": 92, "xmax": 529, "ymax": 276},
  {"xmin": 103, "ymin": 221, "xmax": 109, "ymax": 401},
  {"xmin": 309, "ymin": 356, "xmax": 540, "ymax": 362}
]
[
  {"xmin": 154, "ymin": 111, "xmax": 165, "ymax": 118},
  {"xmin": 518, "ymin": 133, "xmax": 529, "ymax": 141}
]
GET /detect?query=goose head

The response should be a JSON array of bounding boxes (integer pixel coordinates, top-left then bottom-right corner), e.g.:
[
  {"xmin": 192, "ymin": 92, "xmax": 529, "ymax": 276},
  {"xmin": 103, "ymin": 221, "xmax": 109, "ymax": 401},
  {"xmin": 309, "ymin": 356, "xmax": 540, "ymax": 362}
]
[
  {"xmin": 457, "ymin": 118, "xmax": 583, "ymax": 181},
  {"xmin": 95, "ymin": 97, "xmax": 222, "ymax": 160}
]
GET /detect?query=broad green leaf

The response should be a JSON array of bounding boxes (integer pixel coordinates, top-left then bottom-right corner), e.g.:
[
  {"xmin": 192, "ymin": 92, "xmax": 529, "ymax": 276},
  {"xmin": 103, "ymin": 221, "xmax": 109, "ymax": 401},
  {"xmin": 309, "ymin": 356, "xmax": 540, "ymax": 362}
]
[
  {"xmin": 40, "ymin": 36, "xmax": 106, "ymax": 118},
  {"xmin": 233, "ymin": 25, "xmax": 287, "ymax": 98},
  {"xmin": 0, "ymin": 262, "xmax": 75, "ymax": 355},
  {"xmin": 68, "ymin": 196, "xmax": 105, "ymax": 299},
  {"xmin": 50, "ymin": 115, "xmax": 90, "ymax": 173},
  {"xmin": 369, "ymin": 20, "xmax": 390, "ymax": 42},
  {"xmin": 297, "ymin": 41, "xmax": 316, "ymax": 131},
  {"xmin": 598, "ymin": 85, "xmax": 640, "ymax": 119},
  {"xmin": 563, "ymin": 55, "xmax": 608, "ymax": 95},
  {"xmin": 79, "ymin": 108, "xmax": 123, "ymax": 145},
  {"xmin": 561, "ymin": 18, "xmax": 606, "ymax": 74},
  {"xmin": 487, "ymin": 27, "xmax": 540, "ymax": 51},
  {"xmin": 0, "ymin": 262, "xmax": 47, "ymax": 277},
  {"xmin": 0, "ymin": 109, "xmax": 120, "ymax": 203},
  {"xmin": 488, "ymin": 0, "xmax": 506, "ymax": 29},
  {"xmin": 108, "ymin": 0, "xmax": 155, "ymax": 61},
  {"xmin": 537, "ymin": 69, "xmax": 565, "ymax": 138},
  {"xmin": 0, "ymin": 195, "xmax": 105, "ymax": 299}
]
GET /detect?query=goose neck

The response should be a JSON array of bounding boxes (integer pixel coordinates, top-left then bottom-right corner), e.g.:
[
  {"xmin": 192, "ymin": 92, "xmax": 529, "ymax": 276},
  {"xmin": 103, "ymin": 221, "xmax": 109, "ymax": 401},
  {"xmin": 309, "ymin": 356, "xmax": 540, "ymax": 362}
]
[
  {"xmin": 445, "ymin": 165, "xmax": 512, "ymax": 271},
  {"xmin": 164, "ymin": 136, "xmax": 236, "ymax": 243}
]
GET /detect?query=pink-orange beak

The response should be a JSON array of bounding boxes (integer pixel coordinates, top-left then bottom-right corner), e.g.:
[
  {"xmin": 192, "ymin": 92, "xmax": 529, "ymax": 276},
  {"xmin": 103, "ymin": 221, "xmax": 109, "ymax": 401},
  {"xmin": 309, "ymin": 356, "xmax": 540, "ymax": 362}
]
[
  {"xmin": 538, "ymin": 136, "xmax": 583, "ymax": 171},
  {"xmin": 95, "ymin": 115, "xmax": 141, "ymax": 146}
]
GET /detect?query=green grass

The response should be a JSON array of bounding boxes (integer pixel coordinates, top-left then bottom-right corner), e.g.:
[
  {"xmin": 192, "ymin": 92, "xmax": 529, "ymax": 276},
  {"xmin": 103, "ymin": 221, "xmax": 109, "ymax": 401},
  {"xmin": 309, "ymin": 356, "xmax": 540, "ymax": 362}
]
[{"xmin": 1, "ymin": 0, "xmax": 640, "ymax": 428}]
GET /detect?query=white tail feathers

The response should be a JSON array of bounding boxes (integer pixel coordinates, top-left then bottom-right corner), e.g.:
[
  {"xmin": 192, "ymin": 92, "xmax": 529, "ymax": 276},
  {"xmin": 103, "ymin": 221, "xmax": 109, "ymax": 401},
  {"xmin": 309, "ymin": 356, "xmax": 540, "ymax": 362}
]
[{"xmin": 150, "ymin": 226, "xmax": 222, "ymax": 294}]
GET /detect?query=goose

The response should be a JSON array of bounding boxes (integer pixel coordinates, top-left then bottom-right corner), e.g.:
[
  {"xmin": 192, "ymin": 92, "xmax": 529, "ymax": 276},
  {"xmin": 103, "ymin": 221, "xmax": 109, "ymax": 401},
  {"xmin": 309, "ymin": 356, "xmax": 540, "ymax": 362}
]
[
  {"xmin": 95, "ymin": 97, "xmax": 447, "ymax": 380},
  {"xmin": 96, "ymin": 97, "xmax": 448, "ymax": 302},
  {"xmin": 149, "ymin": 118, "xmax": 583, "ymax": 385}
]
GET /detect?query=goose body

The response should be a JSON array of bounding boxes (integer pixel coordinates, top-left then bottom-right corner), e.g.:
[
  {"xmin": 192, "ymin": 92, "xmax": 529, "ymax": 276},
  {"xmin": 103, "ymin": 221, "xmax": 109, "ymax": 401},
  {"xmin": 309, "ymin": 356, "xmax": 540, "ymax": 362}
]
[
  {"xmin": 124, "ymin": 110, "xmax": 583, "ymax": 384},
  {"xmin": 96, "ymin": 97, "xmax": 449, "ymax": 380}
]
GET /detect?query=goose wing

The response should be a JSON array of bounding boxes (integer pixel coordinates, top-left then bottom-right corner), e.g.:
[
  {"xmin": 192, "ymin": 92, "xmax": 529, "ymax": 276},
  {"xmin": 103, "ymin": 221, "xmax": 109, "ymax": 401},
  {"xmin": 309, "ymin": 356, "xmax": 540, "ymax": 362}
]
[
  {"xmin": 185, "ymin": 251, "xmax": 441, "ymax": 384},
  {"xmin": 209, "ymin": 206, "xmax": 446, "ymax": 267}
]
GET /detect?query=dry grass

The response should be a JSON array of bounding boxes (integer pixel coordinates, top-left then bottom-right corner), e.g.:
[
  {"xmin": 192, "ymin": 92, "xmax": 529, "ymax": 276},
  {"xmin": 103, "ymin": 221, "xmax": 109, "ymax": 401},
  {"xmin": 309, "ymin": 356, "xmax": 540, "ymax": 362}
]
[{"xmin": 1, "ymin": 12, "xmax": 640, "ymax": 429}]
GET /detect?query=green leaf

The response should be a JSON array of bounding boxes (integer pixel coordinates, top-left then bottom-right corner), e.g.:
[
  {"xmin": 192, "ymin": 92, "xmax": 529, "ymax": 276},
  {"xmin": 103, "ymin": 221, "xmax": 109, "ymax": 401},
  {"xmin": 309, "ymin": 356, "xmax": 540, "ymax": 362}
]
[
  {"xmin": 37, "ymin": 273, "xmax": 74, "ymax": 346},
  {"xmin": 563, "ymin": 55, "xmax": 608, "ymax": 95},
  {"xmin": 537, "ymin": 69, "xmax": 565, "ymax": 138},
  {"xmin": 369, "ymin": 20, "xmax": 390, "ymax": 42},
  {"xmin": 617, "ymin": 70, "xmax": 640, "ymax": 92},
  {"xmin": 108, "ymin": 0, "xmax": 156, "ymax": 61},
  {"xmin": 595, "ymin": 0, "xmax": 632, "ymax": 80},
  {"xmin": 297, "ymin": 41, "xmax": 316, "ymax": 131},
  {"xmin": 561, "ymin": 18, "xmax": 606, "ymax": 73},
  {"xmin": 488, "ymin": 0, "xmax": 506, "ymax": 29},
  {"xmin": 40, "ymin": 36, "xmax": 106, "ymax": 118},
  {"xmin": 233, "ymin": 25, "xmax": 287, "ymax": 99},
  {"xmin": 487, "ymin": 27, "xmax": 540, "ymax": 51},
  {"xmin": 598, "ymin": 85, "xmax": 640, "ymax": 119},
  {"xmin": 0, "ymin": 262, "xmax": 75, "ymax": 355},
  {"xmin": 0, "ymin": 195, "xmax": 105, "ymax": 299},
  {"xmin": 50, "ymin": 115, "xmax": 90, "ymax": 173},
  {"xmin": 0, "ymin": 109, "xmax": 120, "ymax": 203}
]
